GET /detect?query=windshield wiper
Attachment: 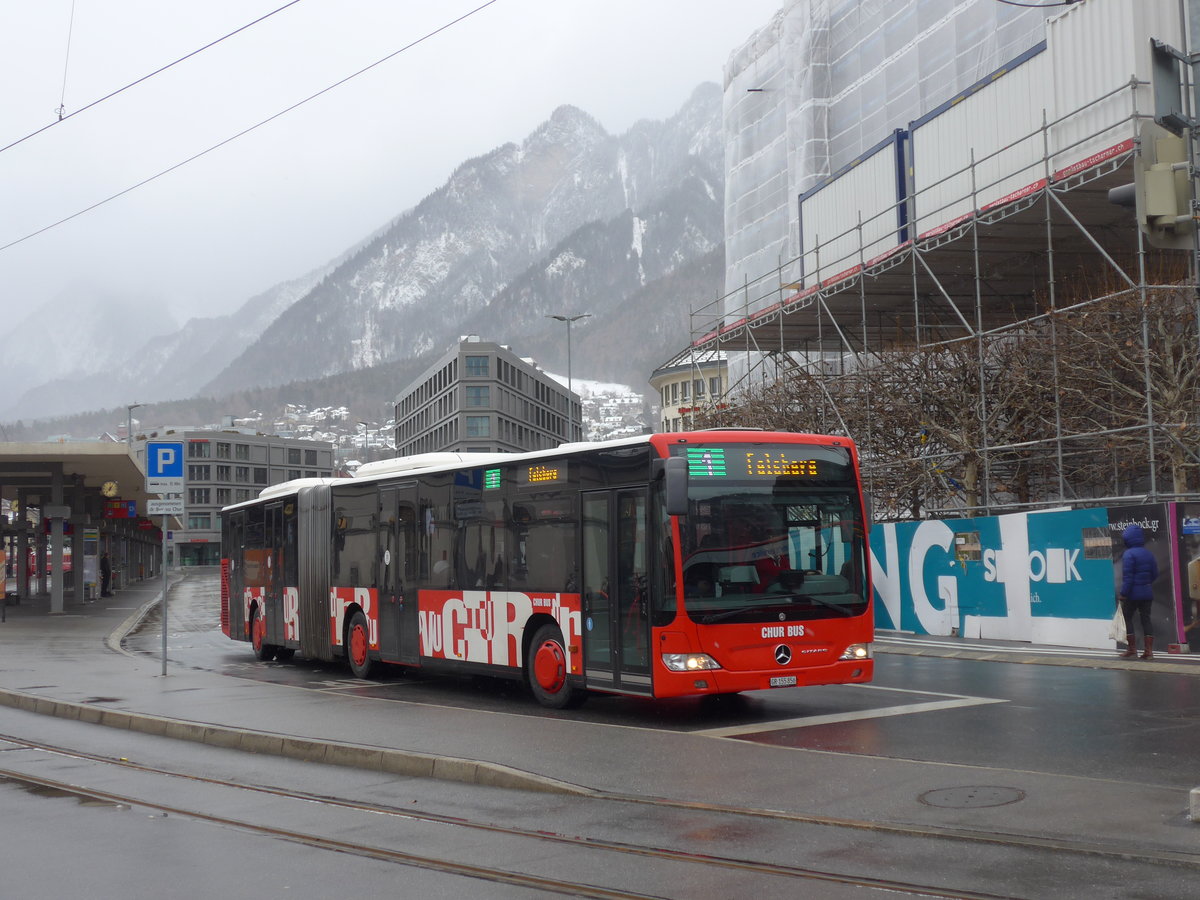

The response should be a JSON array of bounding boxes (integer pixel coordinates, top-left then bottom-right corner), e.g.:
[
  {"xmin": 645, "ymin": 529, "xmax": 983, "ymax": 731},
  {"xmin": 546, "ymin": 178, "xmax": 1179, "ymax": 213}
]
[{"xmin": 699, "ymin": 606, "xmax": 760, "ymax": 625}]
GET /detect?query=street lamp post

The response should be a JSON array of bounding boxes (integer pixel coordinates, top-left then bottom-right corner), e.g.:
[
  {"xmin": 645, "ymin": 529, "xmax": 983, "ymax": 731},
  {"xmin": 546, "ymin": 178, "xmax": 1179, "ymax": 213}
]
[
  {"xmin": 545, "ymin": 313, "xmax": 591, "ymax": 394},
  {"xmin": 126, "ymin": 403, "xmax": 143, "ymax": 449}
]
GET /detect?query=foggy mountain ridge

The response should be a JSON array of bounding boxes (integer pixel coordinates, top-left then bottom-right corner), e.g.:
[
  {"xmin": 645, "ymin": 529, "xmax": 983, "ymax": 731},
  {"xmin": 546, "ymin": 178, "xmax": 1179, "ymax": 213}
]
[
  {"xmin": 2, "ymin": 265, "xmax": 336, "ymax": 420},
  {"xmin": 3, "ymin": 82, "xmax": 726, "ymax": 428}
]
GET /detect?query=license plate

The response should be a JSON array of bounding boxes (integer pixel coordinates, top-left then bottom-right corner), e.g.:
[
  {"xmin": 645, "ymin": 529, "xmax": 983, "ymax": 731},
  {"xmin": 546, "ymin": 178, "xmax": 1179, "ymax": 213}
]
[{"xmin": 769, "ymin": 675, "xmax": 797, "ymax": 688}]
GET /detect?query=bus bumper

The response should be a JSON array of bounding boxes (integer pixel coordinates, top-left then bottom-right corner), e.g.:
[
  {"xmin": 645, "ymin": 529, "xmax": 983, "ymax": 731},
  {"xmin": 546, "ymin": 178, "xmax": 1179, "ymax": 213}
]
[{"xmin": 652, "ymin": 658, "xmax": 874, "ymax": 698}]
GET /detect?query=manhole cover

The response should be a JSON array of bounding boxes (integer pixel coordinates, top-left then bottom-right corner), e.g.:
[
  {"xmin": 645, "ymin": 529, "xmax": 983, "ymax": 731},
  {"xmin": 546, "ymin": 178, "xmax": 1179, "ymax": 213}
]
[{"xmin": 919, "ymin": 786, "xmax": 1025, "ymax": 809}]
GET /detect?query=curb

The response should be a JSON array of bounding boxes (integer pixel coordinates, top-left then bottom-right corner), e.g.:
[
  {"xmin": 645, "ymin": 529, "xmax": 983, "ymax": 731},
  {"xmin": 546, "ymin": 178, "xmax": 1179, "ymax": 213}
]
[{"xmin": 0, "ymin": 686, "xmax": 594, "ymax": 797}]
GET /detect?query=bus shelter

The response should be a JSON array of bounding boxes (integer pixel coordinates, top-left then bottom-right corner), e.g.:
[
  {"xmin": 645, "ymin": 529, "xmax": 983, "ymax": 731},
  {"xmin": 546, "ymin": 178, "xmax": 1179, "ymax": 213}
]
[{"xmin": 0, "ymin": 443, "xmax": 163, "ymax": 614}]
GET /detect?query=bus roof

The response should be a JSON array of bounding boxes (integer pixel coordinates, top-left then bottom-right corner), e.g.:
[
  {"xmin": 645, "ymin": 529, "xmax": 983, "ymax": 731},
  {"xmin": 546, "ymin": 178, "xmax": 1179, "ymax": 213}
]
[{"xmin": 220, "ymin": 429, "xmax": 855, "ymax": 514}]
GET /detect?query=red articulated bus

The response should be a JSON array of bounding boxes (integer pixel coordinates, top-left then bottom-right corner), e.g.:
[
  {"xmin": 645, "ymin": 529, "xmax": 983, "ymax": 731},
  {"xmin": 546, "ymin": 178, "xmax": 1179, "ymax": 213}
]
[{"xmin": 219, "ymin": 430, "xmax": 873, "ymax": 708}]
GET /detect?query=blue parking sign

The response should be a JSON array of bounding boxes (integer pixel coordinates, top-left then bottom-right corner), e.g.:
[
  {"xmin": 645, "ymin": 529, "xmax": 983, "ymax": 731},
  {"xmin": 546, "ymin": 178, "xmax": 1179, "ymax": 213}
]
[{"xmin": 146, "ymin": 442, "xmax": 184, "ymax": 477}]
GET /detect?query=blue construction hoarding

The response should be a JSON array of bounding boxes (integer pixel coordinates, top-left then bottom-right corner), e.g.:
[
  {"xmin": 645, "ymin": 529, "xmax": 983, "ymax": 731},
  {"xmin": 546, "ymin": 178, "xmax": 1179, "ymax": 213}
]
[{"xmin": 871, "ymin": 503, "xmax": 1200, "ymax": 651}]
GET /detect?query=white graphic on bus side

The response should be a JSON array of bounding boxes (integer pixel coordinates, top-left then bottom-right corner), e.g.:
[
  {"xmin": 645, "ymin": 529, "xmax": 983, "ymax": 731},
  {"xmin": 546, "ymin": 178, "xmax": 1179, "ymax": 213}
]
[
  {"xmin": 283, "ymin": 587, "xmax": 299, "ymax": 641},
  {"xmin": 418, "ymin": 590, "xmax": 582, "ymax": 672},
  {"xmin": 329, "ymin": 587, "xmax": 379, "ymax": 650}
]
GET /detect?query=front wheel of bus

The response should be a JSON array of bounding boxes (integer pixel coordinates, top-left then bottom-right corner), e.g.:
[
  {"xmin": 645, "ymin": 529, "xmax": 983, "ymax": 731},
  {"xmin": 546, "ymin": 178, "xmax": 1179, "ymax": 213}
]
[
  {"xmin": 527, "ymin": 624, "xmax": 586, "ymax": 709},
  {"xmin": 251, "ymin": 604, "xmax": 275, "ymax": 662},
  {"xmin": 346, "ymin": 610, "xmax": 373, "ymax": 679}
]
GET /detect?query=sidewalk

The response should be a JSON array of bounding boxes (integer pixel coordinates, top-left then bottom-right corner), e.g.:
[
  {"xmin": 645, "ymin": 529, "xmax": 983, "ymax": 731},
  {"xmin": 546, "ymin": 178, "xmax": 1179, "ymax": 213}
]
[{"xmin": 876, "ymin": 629, "xmax": 1200, "ymax": 674}]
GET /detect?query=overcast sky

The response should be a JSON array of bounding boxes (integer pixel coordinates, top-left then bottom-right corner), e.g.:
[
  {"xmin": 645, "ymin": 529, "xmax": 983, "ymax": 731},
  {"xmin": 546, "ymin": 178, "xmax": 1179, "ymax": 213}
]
[{"xmin": 0, "ymin": 0, "xmax": 781, "ymax": 330}]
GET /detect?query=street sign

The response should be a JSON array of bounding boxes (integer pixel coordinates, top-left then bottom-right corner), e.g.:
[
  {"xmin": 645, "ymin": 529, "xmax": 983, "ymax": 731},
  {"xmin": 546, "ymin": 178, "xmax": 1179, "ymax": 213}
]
[
  {"xmin": 147, "ymin": 498, "xmax": 184, "ymax": 516},
  {"xmin": 146, "ymin": 440, "xmax": 185, "ymax": 494}
]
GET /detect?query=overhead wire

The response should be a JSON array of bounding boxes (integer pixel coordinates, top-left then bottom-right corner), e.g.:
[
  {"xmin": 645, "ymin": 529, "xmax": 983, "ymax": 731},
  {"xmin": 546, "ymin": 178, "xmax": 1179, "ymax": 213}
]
[
  {"xmin": 2, "ymin": 0, "xmax": 304, "ymax": 154},
  {"xmin": 0, "ymin": 0, "xmax": 500, "ymax": 255}
]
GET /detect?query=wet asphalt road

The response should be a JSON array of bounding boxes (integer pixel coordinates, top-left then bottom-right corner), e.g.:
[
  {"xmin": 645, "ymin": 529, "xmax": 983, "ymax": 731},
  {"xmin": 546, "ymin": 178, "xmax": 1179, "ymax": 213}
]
[{"xmin": 126, "ymin": 575, "xmax": 1200, "ymax": 791}]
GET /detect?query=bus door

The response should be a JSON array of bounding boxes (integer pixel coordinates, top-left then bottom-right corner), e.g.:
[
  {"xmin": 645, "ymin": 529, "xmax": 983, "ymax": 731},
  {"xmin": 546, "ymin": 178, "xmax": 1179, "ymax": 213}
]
[
  {"xmin": 581, "ymin": 489, "xmax": 651, "ymax": 694},
  {"xmin": 225, "ymin": 510, "xmax": 246, "ymax": 637},
  {"xmin": 263, "ymin": 501, "xmax": 285, "ymax": 645},
  {"xmin": 378, "ymin": 484, "xmax": 419, "ymax": 664}
]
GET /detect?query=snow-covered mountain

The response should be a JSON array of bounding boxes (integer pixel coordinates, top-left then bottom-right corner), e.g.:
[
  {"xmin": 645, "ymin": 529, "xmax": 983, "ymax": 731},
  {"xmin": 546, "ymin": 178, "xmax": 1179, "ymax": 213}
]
[
  {"xmin": 202, "ymin": 82, "xmax": 724, "ymax": 395},
  {"xmin": 3, "ymin": 83, "xmax": 725, "ymax": 422}
]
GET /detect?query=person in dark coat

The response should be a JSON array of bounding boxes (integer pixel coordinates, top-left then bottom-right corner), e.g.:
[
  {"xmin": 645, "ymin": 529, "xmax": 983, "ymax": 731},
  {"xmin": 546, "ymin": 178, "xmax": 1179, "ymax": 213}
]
[
  {"xmin": 1117, "ymin": 524, "xmax": 1158, "ymax": 660},
  {"xmin": 100, "ymin": 553, "xmax": 112, "ymax": 597}
]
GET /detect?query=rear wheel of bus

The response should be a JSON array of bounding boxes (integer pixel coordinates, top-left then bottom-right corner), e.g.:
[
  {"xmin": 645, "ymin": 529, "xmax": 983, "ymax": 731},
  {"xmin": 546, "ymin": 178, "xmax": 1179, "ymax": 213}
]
[
  {"xmin": 527, "ymin": 623, "xmax": 586, "ymax": 709},
  {"xmin": 346, "ymin": 610, "xmax": 373, "ymax": 679},
  {"xmin": 250, "ymin": 604, "xmax": 275, "ymax": 661}
]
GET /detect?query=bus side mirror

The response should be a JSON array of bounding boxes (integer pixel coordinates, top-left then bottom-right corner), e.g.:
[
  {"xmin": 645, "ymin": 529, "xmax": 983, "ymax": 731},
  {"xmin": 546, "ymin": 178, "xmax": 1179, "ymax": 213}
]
[{"xmin": 657, "ymin": 456, "xmax": 689, "ymax": 517}]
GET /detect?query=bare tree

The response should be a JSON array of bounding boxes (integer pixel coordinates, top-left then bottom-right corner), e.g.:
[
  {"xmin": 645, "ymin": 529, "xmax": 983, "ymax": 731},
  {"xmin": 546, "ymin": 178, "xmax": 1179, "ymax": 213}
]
[{"xmin": 692, "ymin": 272, "xmax": 1199, "ymax": 516}]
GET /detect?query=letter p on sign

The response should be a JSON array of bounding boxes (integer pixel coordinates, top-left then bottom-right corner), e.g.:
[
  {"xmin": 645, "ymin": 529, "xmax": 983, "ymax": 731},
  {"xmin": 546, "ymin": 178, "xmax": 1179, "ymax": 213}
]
[{"xmin": 146, "ymin": 441, "xmax": 184, "ymax": 480}]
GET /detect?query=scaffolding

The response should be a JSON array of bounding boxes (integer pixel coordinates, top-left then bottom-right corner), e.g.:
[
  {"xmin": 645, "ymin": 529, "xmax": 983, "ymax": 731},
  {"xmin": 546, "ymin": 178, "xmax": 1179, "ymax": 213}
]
[{"xmin": 688, "ymin": 76, "xmax": 1200, "ymax": 517}]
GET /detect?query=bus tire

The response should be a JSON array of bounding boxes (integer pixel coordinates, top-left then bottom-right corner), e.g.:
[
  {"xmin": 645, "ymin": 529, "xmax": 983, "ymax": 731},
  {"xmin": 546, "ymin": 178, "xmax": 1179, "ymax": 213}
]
[
  {"xmin": 274, "ymin": 648, "xmax": 296, "ymax": 662},
  {"xmin": 527, "ymin": 623, "xmax": 586, "ymax": 709},
  {"xmin": 346, "ymin": 610, "xmax": 373, "ymax": 679},
  {"xmin": 251, "ymin": 604, "xmax": 276, "ymax": 662}
]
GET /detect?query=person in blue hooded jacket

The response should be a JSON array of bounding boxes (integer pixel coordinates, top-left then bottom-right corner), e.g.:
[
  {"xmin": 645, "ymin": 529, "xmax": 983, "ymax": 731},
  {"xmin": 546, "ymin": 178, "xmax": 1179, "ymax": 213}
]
[{"xmin": 1117, "ymin": 524, "xmax": 1159, "ymax": 660}]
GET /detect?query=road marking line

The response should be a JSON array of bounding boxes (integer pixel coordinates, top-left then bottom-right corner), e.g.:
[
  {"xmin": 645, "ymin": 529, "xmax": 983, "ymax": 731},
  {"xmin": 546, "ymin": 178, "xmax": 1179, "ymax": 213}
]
[
  {"xmin": 694, "ymin": 696, "xmax": 1007, "ymax": 738},
  {"xmin": 848, "ymin": 682, "xmax": 991, "ymax": 699}
]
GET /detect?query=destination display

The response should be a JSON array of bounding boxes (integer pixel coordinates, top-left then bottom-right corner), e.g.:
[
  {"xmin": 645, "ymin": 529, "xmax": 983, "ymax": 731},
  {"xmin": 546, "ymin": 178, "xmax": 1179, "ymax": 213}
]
[
  {"xmin": 518, "ymin": 463, "xmax": 565, "ymax": 486},
  {"xmin": 682, "ymin": 445, "xmax": 849, "ymax": 480}
]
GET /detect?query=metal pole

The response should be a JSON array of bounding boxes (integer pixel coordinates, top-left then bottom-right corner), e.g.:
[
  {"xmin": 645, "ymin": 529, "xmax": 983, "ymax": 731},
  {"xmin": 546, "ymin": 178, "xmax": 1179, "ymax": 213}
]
[
  {"xmin": 160, "ymin": 514, "xmax": 168, "ymax": 676},
  {"xmin": 566, "ymin": 320, "xmax": 573, "ymax": 395},
  {"xmin": 126, "ymin": 403, "xmax": 142, "ymax": 449}
]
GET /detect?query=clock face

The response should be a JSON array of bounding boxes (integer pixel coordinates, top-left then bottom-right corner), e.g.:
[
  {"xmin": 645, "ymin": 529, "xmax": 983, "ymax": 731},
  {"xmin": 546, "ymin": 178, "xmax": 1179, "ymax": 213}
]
[{"xmin": 101, "ymin": 481, "xmax": 119, "ymax": 498}]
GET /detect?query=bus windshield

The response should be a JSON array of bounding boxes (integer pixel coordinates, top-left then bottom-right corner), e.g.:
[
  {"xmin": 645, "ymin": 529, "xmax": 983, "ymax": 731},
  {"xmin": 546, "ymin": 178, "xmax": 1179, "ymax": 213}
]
[{"xmin": 676, "ymin": 467, "xmax": 868, "ymax": 625}]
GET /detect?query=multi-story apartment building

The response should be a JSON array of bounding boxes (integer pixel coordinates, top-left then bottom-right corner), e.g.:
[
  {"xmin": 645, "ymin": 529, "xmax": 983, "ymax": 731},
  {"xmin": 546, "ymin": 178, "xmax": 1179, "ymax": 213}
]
[
  {"xmin": 649, "ymin": 349, "xmax": 728, "ymax": 433},
  {"xmin": 134, "ymin": 429, "xmax": 334, "ymax": 566},
  {"xmin": 394, "ymin": 336, "xmax": 582, "ymax": 456}
]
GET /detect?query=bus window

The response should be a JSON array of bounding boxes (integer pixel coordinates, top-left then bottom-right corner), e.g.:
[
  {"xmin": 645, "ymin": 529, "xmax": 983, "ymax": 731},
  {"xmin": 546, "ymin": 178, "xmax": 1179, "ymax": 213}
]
[
  {"xmin": 454, "ymin": 497, "xmax": 506, "ymax": 590},
  {"xmin": 511, "ymin": 495, "xmax": 577, "ymax": 593},
  {"xmin": 333, "ymin": 488, "xmax": 377, "ymax": 587},
  {"xmin": 421, "ymin": 475, "xmax": 455, "ymax": 587},
  {"xmin": 677, "ymin": 484, "xmax": 867, "ymax": 624}
]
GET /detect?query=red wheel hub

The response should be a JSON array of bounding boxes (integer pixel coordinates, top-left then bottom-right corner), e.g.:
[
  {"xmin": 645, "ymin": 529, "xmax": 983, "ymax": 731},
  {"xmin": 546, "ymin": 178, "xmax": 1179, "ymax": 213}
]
[
  {"xmin": 533, "ymin": 639, "xmax": 566, "ymax": 693},
  {"xmin": 349, "ymin": 624, "xmax": 368, "ymax": 667}
]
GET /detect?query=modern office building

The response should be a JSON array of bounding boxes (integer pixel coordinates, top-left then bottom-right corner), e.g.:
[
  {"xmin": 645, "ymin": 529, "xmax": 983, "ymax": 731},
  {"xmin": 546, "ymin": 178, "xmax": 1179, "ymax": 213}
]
[
  {"xmin": 133, "ymin": 429, "xmax": 335, "ymax": 566},
  {"xmin": 394, "ymin": 336, "xmax": 582, "ymax": 456},
  {"xmin": 649, "ymin": 349, "xmax": 727, "ymax": 433}
]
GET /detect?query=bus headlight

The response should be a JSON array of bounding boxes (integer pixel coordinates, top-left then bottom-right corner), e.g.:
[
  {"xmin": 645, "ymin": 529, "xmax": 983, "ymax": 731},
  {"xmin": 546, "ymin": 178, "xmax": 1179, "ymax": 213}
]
[
  {"xmin": 839, "ymin": 643, "xmax": 872, "ymax": 661},
  {"xmin": 662, "ymin": 653, "xmax": 722, "ymax": 672}
]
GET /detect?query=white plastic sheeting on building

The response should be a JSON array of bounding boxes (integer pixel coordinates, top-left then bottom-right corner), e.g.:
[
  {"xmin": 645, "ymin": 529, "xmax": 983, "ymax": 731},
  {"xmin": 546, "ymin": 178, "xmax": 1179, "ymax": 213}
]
[{"xmin": 723, "ymin": 0, "xmax": 1054, "ymax": 310}]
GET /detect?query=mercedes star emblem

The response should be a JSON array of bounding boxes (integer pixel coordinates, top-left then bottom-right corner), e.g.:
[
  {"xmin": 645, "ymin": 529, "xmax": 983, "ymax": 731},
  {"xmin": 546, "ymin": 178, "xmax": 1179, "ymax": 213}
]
[{"xmin": 775, "ymin": 644, "xmax": 792, "ymax": 665}]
